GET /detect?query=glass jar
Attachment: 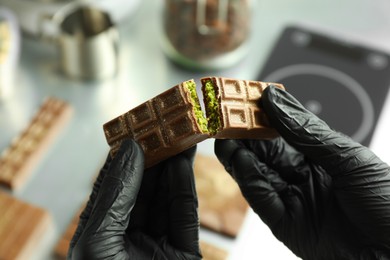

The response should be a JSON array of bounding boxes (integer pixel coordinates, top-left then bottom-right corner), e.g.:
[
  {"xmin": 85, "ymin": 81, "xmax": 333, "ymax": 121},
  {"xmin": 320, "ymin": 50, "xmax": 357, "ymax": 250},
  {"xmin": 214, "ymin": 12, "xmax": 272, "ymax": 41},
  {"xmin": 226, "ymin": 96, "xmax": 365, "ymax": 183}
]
[{"xmin": 161, "ymin": 0, "xmax": 251, "ymax": 70}]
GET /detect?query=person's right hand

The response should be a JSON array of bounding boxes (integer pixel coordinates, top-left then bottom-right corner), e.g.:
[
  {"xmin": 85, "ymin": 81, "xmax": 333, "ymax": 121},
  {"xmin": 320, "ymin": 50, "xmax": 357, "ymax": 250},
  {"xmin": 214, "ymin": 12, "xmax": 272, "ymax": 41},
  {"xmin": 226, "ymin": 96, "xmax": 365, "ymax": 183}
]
[{"xmin": 215, "ymin": 86, "xmax": 390, "ymax": 259}]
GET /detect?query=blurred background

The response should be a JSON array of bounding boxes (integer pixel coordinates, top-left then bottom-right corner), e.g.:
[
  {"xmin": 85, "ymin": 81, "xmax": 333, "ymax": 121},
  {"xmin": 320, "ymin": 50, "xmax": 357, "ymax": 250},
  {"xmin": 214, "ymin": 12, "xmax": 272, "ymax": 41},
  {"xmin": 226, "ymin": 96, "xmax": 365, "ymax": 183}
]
[{"xmin": 0, "ymin": 0, "xmax": 390, "ymax": 259}]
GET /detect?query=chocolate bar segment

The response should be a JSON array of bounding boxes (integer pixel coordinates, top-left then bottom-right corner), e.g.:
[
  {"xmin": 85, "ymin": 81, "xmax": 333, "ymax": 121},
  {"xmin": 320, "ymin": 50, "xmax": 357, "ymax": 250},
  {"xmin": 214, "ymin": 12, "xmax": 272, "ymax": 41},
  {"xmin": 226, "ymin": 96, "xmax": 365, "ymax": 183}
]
[
  {"xmin": 201, "ymin": 77, "xmax": 284, "ymax": 139},
  {"xmin": 103, "ymin": 80, "xmax": 209, "ymax": 168}
]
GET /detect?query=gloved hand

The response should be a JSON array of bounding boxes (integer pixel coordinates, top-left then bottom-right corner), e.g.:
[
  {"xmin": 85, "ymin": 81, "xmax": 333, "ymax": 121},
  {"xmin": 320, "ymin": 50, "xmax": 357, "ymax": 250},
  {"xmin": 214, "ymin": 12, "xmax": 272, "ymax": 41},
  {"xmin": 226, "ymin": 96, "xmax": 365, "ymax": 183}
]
[
  {"xmin": 215, "ymin": 86, "xmax": 390, "ymax": 259},
  {"xmin": 67, "ymin": 139, "xmax": 201, "ymax": 260}
]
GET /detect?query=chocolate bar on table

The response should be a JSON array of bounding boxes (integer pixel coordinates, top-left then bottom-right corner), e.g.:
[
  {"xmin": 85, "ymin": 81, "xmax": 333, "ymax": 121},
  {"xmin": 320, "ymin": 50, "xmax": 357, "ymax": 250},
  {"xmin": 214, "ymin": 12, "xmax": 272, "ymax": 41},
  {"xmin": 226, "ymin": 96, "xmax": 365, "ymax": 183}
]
[
  {"xmin": 0, "ymin": 97, "xmax": 73, "ymax": 190},
  {"xmin": 0, "ymin": 191, "xmax": 52, "ymax": 260},
  {"xmin": 103, "ymin": 77, "xmax": 284, "ymax": 168}
]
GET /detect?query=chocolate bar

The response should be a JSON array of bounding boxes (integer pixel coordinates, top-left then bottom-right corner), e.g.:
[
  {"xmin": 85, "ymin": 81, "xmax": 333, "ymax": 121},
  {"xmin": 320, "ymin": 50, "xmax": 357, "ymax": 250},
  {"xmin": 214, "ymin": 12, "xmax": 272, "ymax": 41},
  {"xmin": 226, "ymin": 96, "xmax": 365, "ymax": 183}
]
[
  {"xmin": 0, "ymin": 97, "xmax": 73, "ymax": 190},
  {"xmin": 201, "ymin": 76, "xmax": 284, "ymax": 139},
  {"xmin": 103, "ymin": 79, "xmax": 209, "ymax": 168},
  {"xmin": 104, "ymin": 77, "xmax": 284, "ymax": 168},
  {"xmin": 0, "ymin": 191, "xmax": 52, "ymax": 260}
]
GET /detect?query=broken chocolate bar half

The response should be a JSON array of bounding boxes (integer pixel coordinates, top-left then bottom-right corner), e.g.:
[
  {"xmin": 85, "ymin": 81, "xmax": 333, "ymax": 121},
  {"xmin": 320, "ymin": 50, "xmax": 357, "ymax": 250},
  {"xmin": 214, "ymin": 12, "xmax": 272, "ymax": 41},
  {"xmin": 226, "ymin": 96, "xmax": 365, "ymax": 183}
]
[
  {"xmin": 103, "ymin": 79, "xmax": 209, "ymax": 168},
  {"xmin": 103, "ymin": 77, "xmax": 284, "ymax": 168},
  {"xmin": 201, "ymin": 76, "xmax": 284, "ymax": 139}
]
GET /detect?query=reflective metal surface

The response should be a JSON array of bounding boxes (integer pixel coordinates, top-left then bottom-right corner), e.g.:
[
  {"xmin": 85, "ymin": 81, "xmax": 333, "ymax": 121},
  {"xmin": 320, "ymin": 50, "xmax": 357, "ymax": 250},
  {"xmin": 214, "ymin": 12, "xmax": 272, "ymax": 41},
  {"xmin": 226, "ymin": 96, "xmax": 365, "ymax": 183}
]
[{"xmin": 57, "ymin": 5, "xmax": 119, "ymax": 79}]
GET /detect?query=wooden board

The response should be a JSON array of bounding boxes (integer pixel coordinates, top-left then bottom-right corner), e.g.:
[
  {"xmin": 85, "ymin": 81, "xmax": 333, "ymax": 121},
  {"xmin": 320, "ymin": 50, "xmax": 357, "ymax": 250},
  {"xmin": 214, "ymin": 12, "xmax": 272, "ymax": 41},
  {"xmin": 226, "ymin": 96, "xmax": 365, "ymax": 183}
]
[
  {"xmin": 194, "ymin": 153, "xmax": 248, "ymax": 237},
  {"xmin": 0, "ymin": 191, "xmax": 52, "ymax": 260},
  {"xmin": 0, "ymin": 97, "xmax": 73, "ymax": 190}
]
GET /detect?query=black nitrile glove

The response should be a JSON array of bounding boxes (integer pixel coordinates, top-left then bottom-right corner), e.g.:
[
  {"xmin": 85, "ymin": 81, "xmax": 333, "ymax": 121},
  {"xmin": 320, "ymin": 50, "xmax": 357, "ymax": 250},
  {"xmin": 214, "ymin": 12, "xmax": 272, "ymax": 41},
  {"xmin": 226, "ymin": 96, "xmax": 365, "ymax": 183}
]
[
  {"xmin": 215, "ymin": 86, "xmax": 390, "ymax": 259},
  {"xmin": 68, "ymin": 139, "xmax": 201, "ymax": 260}
]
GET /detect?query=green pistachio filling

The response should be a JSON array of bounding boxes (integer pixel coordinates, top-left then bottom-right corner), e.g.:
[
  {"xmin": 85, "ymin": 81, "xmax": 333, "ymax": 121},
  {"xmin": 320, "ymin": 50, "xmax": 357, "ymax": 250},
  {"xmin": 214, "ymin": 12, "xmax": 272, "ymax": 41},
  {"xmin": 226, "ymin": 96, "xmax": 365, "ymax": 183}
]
[
  {"xmin": 184, "ymin": 81, "xmax": 209, "ymax": 133},
  {"xmin": 204, "ymin": 80, "xmax": 221, "ymax": 135}
]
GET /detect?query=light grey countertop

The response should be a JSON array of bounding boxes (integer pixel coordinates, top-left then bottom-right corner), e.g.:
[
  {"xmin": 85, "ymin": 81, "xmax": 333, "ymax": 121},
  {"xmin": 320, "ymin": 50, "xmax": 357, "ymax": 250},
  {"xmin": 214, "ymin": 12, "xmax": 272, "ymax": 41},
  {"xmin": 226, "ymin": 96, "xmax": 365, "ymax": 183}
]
[{"xmin": 1, "ymin": 0, "xmax": 390, "ymax": 259}]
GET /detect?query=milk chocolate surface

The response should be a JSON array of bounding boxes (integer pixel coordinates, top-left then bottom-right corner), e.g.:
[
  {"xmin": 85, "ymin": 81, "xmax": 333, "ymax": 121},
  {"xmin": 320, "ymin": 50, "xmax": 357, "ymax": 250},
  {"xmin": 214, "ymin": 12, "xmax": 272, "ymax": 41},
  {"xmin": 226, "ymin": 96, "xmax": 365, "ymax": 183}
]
[
  {"xmin": 103, "ymin": 80, "xmax": 209, "ymax": 168},
  {"xmin": 201, "ymin": 77, "xmax": 285, "ymax": 139},
  {"xmin": 104, "ymin": 77, "xmax": 284, "ymax": 168}
]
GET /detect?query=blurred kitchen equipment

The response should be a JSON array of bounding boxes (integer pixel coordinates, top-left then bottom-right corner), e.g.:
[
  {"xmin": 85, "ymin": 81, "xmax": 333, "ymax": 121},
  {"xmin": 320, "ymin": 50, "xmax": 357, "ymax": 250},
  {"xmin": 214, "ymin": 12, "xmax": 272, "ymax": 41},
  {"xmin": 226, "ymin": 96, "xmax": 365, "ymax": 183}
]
[
  {"xmin": 1, "ymin": 0, "xmax": 142, "ymax": 80},
  {"xmin": 258, "ymin": 25, "xmax": 390, "ymax": 147},
  {"xmin": 0, "ymin": 7, "xmax": 20, "ymax": 99},
  {"xmin": 1, "ymin": 0, "xmax": 141, "ymax": 37},
  {"xmin": 161, "ymin": 0, "xmax": 252, "ymax": 70},
  {"xmin": 53, "ymin": 4, "xmax": 119, "ymax": 79}
]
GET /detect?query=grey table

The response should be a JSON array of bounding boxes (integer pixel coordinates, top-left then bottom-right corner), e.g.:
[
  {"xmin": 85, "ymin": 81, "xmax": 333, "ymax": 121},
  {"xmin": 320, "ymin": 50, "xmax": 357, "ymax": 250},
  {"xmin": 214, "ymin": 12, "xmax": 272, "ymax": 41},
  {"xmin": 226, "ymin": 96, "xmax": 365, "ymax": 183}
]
[{"xmin": 1, "ymin": 0, "xmax": 390, "ymax": 259}]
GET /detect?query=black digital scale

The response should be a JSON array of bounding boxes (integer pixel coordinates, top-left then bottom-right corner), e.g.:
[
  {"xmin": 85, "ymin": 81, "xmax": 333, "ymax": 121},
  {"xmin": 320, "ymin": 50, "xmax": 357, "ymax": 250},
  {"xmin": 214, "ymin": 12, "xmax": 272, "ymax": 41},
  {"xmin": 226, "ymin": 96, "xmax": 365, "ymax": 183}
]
[{"xmin": 257, "ymin": 25, "xmax": 390, "ymax": 147}]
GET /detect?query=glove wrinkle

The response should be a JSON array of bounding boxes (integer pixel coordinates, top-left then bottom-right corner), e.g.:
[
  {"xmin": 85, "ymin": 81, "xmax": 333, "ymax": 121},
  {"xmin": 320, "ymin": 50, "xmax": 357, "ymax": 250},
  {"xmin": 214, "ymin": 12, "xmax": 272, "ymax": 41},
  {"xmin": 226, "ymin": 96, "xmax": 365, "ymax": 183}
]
[
  {"xmin": 231, "ymin": 147, "xmax": 286, "ymax": 227},
  {"xmin": 242, "ymin": 139, "xmax": 311, "ymax": 185}
]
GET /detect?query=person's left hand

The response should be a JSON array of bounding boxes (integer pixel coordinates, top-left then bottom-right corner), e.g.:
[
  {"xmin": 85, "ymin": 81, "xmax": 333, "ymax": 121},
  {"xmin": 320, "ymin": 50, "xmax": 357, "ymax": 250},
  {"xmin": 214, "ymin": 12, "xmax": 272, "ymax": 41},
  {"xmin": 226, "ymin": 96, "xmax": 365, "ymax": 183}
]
[{"xmin": 67, "ymin": 139, "xmax": 201, "ymax": 259}]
